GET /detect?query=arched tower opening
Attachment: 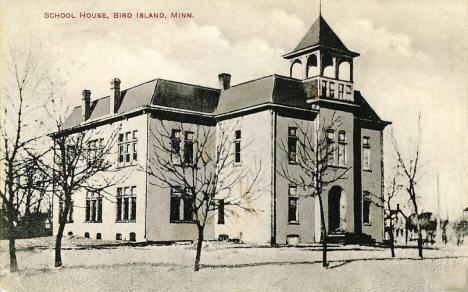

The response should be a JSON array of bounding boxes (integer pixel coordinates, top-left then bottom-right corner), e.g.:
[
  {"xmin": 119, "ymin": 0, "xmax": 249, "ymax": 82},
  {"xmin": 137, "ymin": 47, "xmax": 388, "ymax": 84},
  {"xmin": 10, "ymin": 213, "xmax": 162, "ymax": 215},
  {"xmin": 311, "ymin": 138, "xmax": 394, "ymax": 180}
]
[
  {"xmin": 338, "ymin": 60, "xmax": 351, "ymax": 81},
  {"xmin": 306, "ymin": 54, "xmax": 319, "ymax": 78},
  {"xmin": 290, "ymin": 59, "xmax": 303, "ymax": 79}
]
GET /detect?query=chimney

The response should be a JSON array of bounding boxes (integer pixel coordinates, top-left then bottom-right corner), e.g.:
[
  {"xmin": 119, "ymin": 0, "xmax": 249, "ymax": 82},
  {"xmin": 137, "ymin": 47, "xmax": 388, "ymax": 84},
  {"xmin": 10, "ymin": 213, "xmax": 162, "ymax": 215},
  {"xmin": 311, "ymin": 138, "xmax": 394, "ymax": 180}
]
[
  {"xmin": 218, "ymin": 73, "xmax": 231, "ymax": 90},
  {"xmin": 110, "ymin": 78, "xmax": 121, "ymax": 114},
  {"xmin": 81, "ymin": 89, "xmax": 91, "ymax": 121}
]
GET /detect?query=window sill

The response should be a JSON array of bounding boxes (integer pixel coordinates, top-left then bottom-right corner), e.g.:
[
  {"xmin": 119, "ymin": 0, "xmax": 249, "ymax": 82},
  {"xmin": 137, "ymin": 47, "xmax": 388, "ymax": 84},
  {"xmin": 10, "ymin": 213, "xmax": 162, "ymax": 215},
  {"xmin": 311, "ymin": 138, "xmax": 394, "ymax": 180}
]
[
  {"xmin": 84, "ymin": 221, "xmax": 102, "ymax": 223},
  {"xmin": 115, "ymin": 220, "xmax": 136, "ymax": 223},
  {"xmin": 328, "ymin": 165, "xmax": 348, "ymax": 169},
  {"xmin": 288, "ymin": 221, "xmax": 300, "ymax": 225},
  {"xmin": 233, "ymin": 162, "xmax": 242, "ymax": 167},
  {"xmin": 116, "ymin": 162, "xmax": 139, "ymax": 169},
  {"xmin": 363, "ymin": 169, "xmax": 372, "ymax": 172},
  {"xmin": 363, "ymin": 223, "xmax": 372, "ymax": 226},
  {"xmin": 170, "ymin": 220, "xmax": 195, "ymax": 224},
  {"xmin": 288, "ymin": 161, "xmax": 298, "ymax": 165}
]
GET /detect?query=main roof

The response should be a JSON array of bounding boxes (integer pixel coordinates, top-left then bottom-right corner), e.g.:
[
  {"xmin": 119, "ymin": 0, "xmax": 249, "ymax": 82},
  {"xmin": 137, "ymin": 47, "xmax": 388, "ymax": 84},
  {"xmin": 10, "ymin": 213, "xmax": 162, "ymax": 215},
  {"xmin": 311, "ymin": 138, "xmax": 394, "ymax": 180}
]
[
  {"xmin": 63, "ymin": 74, "xmax": 387, "ymax": 130},
  {"xmin": 283, "ymin": 16, "xmax": 359, "ymax": 59}
]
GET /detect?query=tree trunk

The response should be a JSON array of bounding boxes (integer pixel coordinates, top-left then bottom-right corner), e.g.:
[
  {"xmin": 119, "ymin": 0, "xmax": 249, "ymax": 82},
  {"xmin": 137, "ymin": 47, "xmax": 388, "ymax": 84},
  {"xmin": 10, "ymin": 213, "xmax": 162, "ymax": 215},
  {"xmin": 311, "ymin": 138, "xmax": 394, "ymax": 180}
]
[
  {"xmin": 55, "ymin": 218, "xmax": 66, "ymax": 267},
  {"xmin": 318, "ymin": 194, "xmax": 328, "ymax": 268},
  {"xmin": 194, "ymin": 226, "xmax": 204, "ymax": 272},
  {"xmin": 389, "ymin": 222, "xmax": 395, "ymax": 258},
  {"xmin": 405, "ymin": 225, "xmax": 408, "ymax": 246},
  {"xmin": 417, "ymin": 223, "xmax": 423, "ymax": 259},
  {"xmin": 8, "ymin": 226, "xmax": 18, "ymax": 272}
]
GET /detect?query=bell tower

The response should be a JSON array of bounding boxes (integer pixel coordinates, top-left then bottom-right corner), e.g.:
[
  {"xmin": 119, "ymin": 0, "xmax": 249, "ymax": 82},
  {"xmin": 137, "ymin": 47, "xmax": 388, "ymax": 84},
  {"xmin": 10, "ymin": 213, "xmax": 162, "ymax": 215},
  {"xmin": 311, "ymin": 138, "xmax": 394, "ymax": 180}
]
[{"xmin": 283, "ymin": 15, "xmax": 359, "ymax": 101}]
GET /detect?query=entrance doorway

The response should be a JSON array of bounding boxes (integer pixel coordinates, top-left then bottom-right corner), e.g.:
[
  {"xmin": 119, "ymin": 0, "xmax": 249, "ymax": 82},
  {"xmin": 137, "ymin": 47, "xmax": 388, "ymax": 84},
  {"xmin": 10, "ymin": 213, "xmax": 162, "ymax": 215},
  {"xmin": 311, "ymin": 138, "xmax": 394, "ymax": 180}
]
[{"xmin": 328, "ymin": 186, "xmax": 346, "ymax": 232}]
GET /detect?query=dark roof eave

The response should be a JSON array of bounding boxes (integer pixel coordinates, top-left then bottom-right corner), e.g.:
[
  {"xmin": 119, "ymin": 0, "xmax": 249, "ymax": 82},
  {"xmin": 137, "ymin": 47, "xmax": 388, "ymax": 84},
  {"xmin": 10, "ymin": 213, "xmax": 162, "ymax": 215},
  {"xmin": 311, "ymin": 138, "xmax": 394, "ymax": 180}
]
[
  {"xmin": 51, "ymin": 105, "xmax": 216, "ymax": 137},
  {"xmin": 282, "ymin": 45, "xmax": 360, "ymax": 59}
]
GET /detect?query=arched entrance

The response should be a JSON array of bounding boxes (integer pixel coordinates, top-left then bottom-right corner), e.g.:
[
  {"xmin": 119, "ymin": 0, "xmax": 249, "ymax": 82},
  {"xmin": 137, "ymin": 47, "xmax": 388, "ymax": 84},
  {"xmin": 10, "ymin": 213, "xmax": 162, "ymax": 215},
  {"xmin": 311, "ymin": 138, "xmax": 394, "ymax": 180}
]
[{"xmin": 328, "ymin": 186, "xmax": 346, "ymax": 232}]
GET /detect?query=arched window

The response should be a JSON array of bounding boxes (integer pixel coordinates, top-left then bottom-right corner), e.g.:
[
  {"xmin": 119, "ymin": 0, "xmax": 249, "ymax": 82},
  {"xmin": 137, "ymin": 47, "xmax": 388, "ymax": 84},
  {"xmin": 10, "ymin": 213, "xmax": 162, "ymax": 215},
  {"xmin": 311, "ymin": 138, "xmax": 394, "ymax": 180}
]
[
  {"xmin": 338, "ymin": 61, "xmax": 351, "ymax": 81},
  {"xmin": 116, "ymin": 233, "xmax": 122, "ymax": 240},
  {"xmin": 84, "ymin": 232, "xmax": 90, "ymax": 238},
  {"xmin": 290, "ymin": 60, "xmax": 303, "ymax": 79},
  {"xmin": 306, "ymin": 54, "xmax": 318, "ymax": 78},
  {"xmin": 129, "ymin": 232, "xmax": 136, "ymax": 242}
]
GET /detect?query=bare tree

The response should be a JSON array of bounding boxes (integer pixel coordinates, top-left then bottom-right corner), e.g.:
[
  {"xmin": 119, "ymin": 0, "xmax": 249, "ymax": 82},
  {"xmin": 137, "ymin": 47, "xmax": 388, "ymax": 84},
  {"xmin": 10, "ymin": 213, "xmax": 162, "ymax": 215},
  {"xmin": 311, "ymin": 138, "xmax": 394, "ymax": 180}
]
[
  {"xmin": 0, "ymin": 42, "xmax": 49, "ymax": 272},
  {"xmin": 391, "ymin": 114, "xmax": 424, "ymax": 258},
  {"xmin": 32, "ymin": 90, "xmax": 125, "ymax": 267},
  {"xmin": 146, "ymin": 120, "xmax": 262, "ymax": 271},
  {"xmin": 373, "ymin": 175, "xmax": 401, "ymax": 257},
  {"xmin": 278, "ymin": 111, "xmax": 350, "ymax": 268}
]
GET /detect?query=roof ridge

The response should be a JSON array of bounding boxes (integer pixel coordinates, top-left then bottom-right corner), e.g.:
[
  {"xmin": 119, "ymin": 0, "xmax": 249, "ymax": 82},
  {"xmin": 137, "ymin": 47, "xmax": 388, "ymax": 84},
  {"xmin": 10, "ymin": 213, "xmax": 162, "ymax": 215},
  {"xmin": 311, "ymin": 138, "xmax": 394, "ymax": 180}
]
[
  {"xmin": 157, "ymin": 78, "xmax": 220, "ymax": 91},
  {"xmin": 229, "ymin": 75, "xmax": 275, "ymax": 88}
]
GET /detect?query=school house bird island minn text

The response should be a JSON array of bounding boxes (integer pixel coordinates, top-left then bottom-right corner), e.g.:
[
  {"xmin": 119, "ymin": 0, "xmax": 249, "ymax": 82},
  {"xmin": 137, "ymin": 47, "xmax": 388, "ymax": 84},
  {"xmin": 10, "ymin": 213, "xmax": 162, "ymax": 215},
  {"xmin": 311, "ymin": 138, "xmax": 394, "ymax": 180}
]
[{"xmin": 43, "ymin": 11, "xmax": 193, "ymax": 20}]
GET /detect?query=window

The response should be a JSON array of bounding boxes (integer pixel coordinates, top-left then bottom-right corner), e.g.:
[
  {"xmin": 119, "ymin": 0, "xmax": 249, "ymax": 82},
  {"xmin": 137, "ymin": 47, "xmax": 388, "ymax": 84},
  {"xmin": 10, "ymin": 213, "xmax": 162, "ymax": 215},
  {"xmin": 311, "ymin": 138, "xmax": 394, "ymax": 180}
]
[
  {"xmin": 288, "ymin": 186, "xmax": 298, "ymax": 223},
  {"xmin": 59, "ymin": 200, "xmax": 73, "ymax": 223},
  {"xmin": 288, "ymin": 127, "xmax": 297, "ymax": 163},
  {"xmin": 218, "ymin": 199, "xmax": 225, "ymax": 224},
  {"xmin": 346, "ymin": 85, "xmax": 352, "ymax": 100},
  {"xmin": 116, "ymin": 186, "xmax": 137, "ymax": 222},
  {"xmin": 234, "ymin": 130, "xmax": 241, "ymax": 164},
  {"xmin": 118, "ymin": 131, "xmax": 137, "ymax": 165},
  {"xmin": 321, "ymin": 80, "xmax": 328, "ymax": 97},
  {"xmin": 338, "ymin": 84, "xmax": 344, "ymax": 99},
  {"xmin": 85, "ymin": 191, "xmax": 102, "ymax": 223},
  {"xmin": 363, "ymin": 192, "xmax": 371, "ymax": 224},
  {"xmin": 363, "ymin": 136, "xmax": 371, "ymax": 170},
  {"xmin": 170, "ymin": 187, "xmax": 194, "ymax": 223},
  {"xmin": 88, "ymin": 138, "xmax": 104, "ymax": 166},
  {"xmin": 329, "ymin": 82, "xmax": 335, "ymax": 98},
  {"xmin": 171, "ymin": 129, "xmax": 181, "ymax": 164},
  {"xmin": 326, "ymin": 130, "xmax": 335, "ymax": 165},
  {"xmin": 338, "ymin": 131, "xmax": 346, "ymax": 166},
  {"xmin": 184, "ymin": 131, "xmax": 194, "ymax": 164}
]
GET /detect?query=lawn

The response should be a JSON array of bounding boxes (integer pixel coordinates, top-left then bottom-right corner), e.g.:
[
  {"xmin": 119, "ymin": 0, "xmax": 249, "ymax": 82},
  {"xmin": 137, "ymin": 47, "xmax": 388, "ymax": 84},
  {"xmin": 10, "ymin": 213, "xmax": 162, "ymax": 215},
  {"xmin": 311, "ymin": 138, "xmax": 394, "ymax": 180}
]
[{"xmin": 0, "ymin": 237, "xmax": 467, "ymax": 291}]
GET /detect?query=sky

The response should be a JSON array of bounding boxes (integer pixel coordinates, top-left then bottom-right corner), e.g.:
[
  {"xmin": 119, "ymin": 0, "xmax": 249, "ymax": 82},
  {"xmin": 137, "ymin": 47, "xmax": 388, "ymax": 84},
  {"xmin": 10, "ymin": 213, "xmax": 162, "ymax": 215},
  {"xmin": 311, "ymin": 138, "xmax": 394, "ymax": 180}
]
[{"xmin": 1, "ymin": 0, "xmax": 467, "ymax": 219}]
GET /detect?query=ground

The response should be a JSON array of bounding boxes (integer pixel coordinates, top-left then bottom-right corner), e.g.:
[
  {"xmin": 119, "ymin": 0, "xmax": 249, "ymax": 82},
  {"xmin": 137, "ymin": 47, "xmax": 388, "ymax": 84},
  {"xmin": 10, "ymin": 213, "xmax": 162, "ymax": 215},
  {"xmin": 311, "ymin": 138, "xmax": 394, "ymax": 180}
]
[{"xmin": 0, "ymin": 237, "xmax": 467, "ymax": 291}]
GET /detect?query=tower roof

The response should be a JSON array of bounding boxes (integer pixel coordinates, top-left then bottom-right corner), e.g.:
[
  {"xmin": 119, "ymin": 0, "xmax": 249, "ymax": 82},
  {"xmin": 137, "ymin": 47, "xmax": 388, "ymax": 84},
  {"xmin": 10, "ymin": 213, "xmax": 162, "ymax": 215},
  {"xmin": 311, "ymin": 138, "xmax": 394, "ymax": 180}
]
[{"xmin": 283, "ymin": 16, "xmax": 359, "ymax": 59}]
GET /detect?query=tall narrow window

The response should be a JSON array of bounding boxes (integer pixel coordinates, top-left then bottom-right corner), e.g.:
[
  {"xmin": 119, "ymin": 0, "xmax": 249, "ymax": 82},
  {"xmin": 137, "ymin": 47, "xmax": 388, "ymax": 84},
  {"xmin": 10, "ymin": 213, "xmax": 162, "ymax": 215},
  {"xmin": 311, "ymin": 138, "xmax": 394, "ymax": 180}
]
[
  {"xmin": 321, "ymin": 80, "xmax": 328, "ymax": 97},
  {"xmin": 118, "ymin": 131, "xmax": 138, "ymax": 165},
  {"xmin": 288, "ymin": 127, "xmax": 297, "ymax": 163},
  {"xmin": 170, "ymin": 187, "xmax": 182, "ymax": 222},
  {"xmin": 116, "ymin": 188, "xmax": 122, "ymax": 221},
  {"xmin": 184, "ymin": 131, "xmax": 194, "ymax": 164},
  {"xmin": 123, "ymin": 187, "xmax": 129, "ymax": 221},
  {"xmin": 338, "ymin": 131, "xmax": 346, "ymax": 166},
  {"xmin": 338, "ymin": 84, "xmax": 344, "ymax": 99},
  {"xmin": 234, "ymin": 130, "xmax": 241, "ymax": 164},
  {"xmin": 346, "ymin": 85, "xmax": 352, "ymax": 100},
  {"xmin": 218, "ymin": 199, "xmax": 225, "ymax": 224},
  {"xmin": 116, "ymin": 186, "xmax": 136, "ymax": 222},
  {"xmin": 68, "ymin": 201, "xmax": 74, "ymax": 223},
  {"xmin": 170, "ymin": 187, "xmax": 193, "ymax": 223},
  {"xmin": 327, "ymin": 130, "xmax": 335, "ymax": 165},
  {"xmin": 171, "ymin": 129, "xmax": 181, "ymax": 164},
  {"xmin": 363, "ymin": 192, "xmax": 371, "ymax": 224},
  {"xmin": 86, "ymin": 191, "xmax": 102, "ymax": 223},
  {"xmin": 329, "ymin": 82, "xmax": 335, "ymax": 98},
  {"xmin": 288, "ymin": 186, "xmax": 298, "ymax": 223},
  {"xmin": 59, "ymin": 200, "xmax": 73, "ymax": 223},
  {"xmin": 363, "ymin": 136, "xmax": 371, "ymax": 170}
]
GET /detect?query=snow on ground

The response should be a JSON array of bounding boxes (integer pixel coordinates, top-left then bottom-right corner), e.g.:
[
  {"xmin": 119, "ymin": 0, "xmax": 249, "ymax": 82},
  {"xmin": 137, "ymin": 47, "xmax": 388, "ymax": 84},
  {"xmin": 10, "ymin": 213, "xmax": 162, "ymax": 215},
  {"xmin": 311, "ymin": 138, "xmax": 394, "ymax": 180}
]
[{"xmin": 0, "ymin": 237, "xmax": 467, "ymax": 291}]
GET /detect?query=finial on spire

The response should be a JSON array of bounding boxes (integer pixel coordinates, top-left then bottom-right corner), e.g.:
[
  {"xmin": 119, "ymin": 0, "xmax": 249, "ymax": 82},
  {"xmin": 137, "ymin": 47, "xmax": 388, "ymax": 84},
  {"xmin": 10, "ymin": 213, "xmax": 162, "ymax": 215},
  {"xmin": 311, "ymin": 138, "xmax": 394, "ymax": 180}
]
[{"xmin": 319, "ymin": 0, "xmax": 322, "ymax": 17}]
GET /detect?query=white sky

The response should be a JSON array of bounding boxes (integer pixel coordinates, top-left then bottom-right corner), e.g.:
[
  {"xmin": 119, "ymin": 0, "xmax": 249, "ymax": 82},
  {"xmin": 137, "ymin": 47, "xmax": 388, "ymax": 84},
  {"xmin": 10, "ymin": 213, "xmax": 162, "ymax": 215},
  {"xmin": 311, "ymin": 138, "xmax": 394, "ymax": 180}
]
[{"xmin": 1, "ymin": 0, "xmax": 467, "ymax": 219}]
